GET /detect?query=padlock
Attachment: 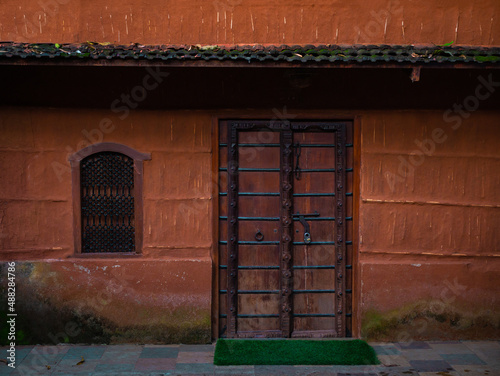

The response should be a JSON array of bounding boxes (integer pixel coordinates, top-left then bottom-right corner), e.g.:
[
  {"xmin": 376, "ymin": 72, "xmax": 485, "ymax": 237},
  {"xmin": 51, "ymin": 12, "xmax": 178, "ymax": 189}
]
[{"xmin": 304, "ymin": 232, "xmax": 311, "ymax": 244}]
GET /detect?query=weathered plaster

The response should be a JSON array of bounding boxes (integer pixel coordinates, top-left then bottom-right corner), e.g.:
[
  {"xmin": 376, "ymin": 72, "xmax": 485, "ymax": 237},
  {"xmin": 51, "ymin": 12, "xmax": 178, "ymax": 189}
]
[{"xmin": 0, "ymin": 260, "xmax": 212, "ymax": 344}]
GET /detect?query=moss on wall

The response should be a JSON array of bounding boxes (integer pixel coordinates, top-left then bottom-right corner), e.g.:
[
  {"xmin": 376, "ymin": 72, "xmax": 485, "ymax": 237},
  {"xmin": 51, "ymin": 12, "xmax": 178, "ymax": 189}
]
[
  {"xmin": 361, "ymin": 300, "xmax": 500, "ymax": 341},
  {"xmin": 0, "ymin": 262, "xmax": 211, "ymax": 345}
]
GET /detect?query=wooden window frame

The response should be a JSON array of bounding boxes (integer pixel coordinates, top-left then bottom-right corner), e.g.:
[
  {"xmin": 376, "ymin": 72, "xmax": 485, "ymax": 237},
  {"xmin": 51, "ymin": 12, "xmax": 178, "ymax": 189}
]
[{"xmin": 68, "ymin": 142, "xmax": 151, "ymax": 256}]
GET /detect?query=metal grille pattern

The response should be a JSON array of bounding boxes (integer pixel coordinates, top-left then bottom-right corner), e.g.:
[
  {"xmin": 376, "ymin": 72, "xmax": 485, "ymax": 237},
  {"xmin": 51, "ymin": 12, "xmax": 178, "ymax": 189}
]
[{"xmin": 81, "ymin": 152, "xmax": 135, "ymax": 253}]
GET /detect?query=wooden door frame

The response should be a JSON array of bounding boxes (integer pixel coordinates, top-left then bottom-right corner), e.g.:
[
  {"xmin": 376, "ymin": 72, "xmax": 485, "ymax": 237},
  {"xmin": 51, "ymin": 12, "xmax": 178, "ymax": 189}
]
[{"xmin": 210, "ymin": 111, "xmax": 362, "ymax": 340}]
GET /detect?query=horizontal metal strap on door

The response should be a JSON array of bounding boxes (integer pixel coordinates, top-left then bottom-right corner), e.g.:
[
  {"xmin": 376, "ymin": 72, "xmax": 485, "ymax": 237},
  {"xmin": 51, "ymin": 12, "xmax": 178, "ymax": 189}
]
[
  {"xmin": 219, "ymin": 288, "xmax": 352, "ymax": 294},
  {"xmin": 293, "ymin": 241, "xmax": 335, "ymax": 245},
  {"xmin": 296, "ymin": 217, "xmax": 335, "ymax": 221},
  {"xmin": 218, "ymin": 314, "xmax": 280, "ymax": 318},
  {"xmin": 218, "ymin": 240, "xmax": 348, "ymax": 246},
  {"xmin": 219, "ymin": 167, "xmax": 338, "ymax": 173},
  {"xmin": 219, "ymin": 241, "xmax": 280, "ymax": 245},
  {"xmin": 219, "ymin": 314, "xmax": 350, "ymax": 318},
  {"xmin": 218, "ymin": 144, "xmax": 341, "ymax": 148},
  {"xmin": 219, "ymin": 265, "xmax": 280, "ymax": 270},
  {"xmin": 219, "ymin": 167, "xmax": 280, "ymax": 172},
  {"xmin": 219, "ymin": 192, "xmax": 351, "ymax": 197},
  {"xmin": 294, "ymin": 314, "xmax": 336, "ymax": 317},
  {"xmin": 219, "ymin": 143, "xmax": 280, "ymax": 148},
  {"xmin": 238, "ymin": 314, "xmax": 280, "ymax": 318},
  {"xmin": 293, "ymin": 193, "xmax": 335, "ymax": 197},
  {"xmin": 346, "ymin": 168, "xmax": 353, "ymax": 172},
  {"xmin": 293, "ymin": 289, "xmax": 335, "ymax": 294},
  {"xmin": 219, "ymin": 192, "xmax": 280, "ymax": 196},
  {"xmin": 297, "ymin": 169, "xmax": 335, "ymax": 173},
  {"xmin": 219, "ymin": 216, "xmax": 280, "ymax": 221},
  {"xmin": 219, "ymin": 216, "xmax": 342, "ymax": 222},
  {"xmin": 218, "ymin": 265, "xmax": 348, "ymax": 270},
  {"xmin": 299, "ymin": 144, "xmax": 336, "ymax": 148},
  {"xmin": 219, "ymin": 290, "xmax": 280, "ymax": 294}
]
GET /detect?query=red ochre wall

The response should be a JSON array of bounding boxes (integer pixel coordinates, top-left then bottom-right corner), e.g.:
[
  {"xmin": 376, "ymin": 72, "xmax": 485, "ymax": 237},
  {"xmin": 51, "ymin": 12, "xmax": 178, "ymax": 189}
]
[
  {"xmin": 0, "ymin": 108, "xmax": 214, "ymax": 344},
  {"xmin": 0, "ymin": 107, "xmax": 499, "ymax": 342},
  {"xmin": 1, "ymin": 0, "xmax": 499, "ymax": 46},
  {"xmin": 357, "ymin": 112, "xmax": 500, "ymax": 340}
]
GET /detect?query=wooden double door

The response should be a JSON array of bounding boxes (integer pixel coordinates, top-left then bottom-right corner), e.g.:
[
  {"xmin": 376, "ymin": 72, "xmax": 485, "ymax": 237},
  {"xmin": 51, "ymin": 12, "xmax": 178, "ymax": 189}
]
[{"xmin": 218, "ymin": 120, "xmax": 353, "ymax": 338}]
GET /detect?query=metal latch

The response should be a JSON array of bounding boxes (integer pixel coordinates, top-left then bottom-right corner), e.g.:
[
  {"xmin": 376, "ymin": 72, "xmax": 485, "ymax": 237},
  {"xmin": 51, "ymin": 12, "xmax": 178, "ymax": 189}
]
[{"xmin": 292, "ymin": 211, "xmax": 320, "ymax": 244}]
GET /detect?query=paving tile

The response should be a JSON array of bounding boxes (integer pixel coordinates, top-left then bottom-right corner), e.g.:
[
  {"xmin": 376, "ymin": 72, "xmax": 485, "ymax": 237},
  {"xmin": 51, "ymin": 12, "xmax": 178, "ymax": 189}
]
[
  {"xmin": 408, "ymin": 359, "xmax": 454, "ymax": 372},
  {"xmin": 462, "ymin": 341, "xmax": 500, "ymax": 365},
  {"xmin": 215, "ymin": 365, "xmax": 255, "ymax": 375},
  {"xmin": 30, "ymin": 346, "xmax": 70, "ymax": 356},
  {"xmin": 177, "ymin": 351, "xmax": 214, "ymax": 364},
  {"xmin": 99, "ymin": 345, "xmax": 144, "ymax": 353},
  {"xmin": 140, "ymin": 347, "xmax": 179, "ymax": 359},
  {"xmin": 0, "ymin": 365, "xmax": 15, "ymax": 376},
  {"xmin": 453, "ymin": 364, "xmax": 500, "ymax": 376},
  {"xmin": 51, "ymin": 358, "xmax": 99, "ymax": 373},
  {"xmin": 254, "ymin": 365, "xmax": 296, "ymax": 375},
  {"xmin": 400, "ymin": 349, "xmax": 444, "ymax": 361},
  {"xmin": 174, "ymin": 363, "xmax": 215, "ymax": 374},
  {"xmin": 180, "ymin": 345, "xmax": 215, "ymax": 352},
  {"xmin": 332, "ymin": 365, "xmax": 380, "ymax": 373},
  {"xmin": 440, "ymin": 353, "xmax": 487, "ymax": 365},
  {"xmin": 100, "ymin": 348, "xmax": 142, "ymax": 364},
  {"xmin": 3, "ymin": 347, "xmax": 33, "ymax": 366},
  {"xmin": 418, "ymin": 372, "xmax": 460, "ymax": 376},
  {"xmin": 428, "ymin": 341, "xmax": 462, "ymax": 345},
  {"xmin": 377, "ymin": 355, "xmax": 412, "ymax": 367},
  {"xmin": 20, "ymin": 352, "xmax": 65, "ymax": 365},
  {"xmin": 295, "ymin": 366, "xmax": 340, "ymax": 376},
  {"xmin": 375, "ymin": 367, "xmax": 419, "ymax": 376},
  {"xmin": 94, "ymin": 362, "xmax": 136, "ymax": 372},
  {"xmin": 396, "ymin": 342, "xmax": 432, "ymax": 350},
  {"xmin": 372, "ymin": 345, "xmax": 401, "ymax": 356},
  {"xmin": 134, "ymin": 358, "xmax": 177, "ymax": 371},
  {"xmin": 12, "ymin": 361, "xmax": 56, "ymax": 375},
  {"xmin": 63, "ymin": 346, "xmax": 106, "ymax": 360},
  {"xmin": 429, "ymin": 343, "xmax": 475, "ymax": 354},
  {"xmin": 337, "ymin": 373, "xmax": 377, "ymax": 376},
  {"xmin": 92, "ymin": 373, "xmax": 145, "ymax": 376}
]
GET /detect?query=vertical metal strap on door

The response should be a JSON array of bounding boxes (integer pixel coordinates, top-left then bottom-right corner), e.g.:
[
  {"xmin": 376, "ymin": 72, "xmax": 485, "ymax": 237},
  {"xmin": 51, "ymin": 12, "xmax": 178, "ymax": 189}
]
[
  {"xmin": 227, "ymin": 124, "xmax": 239, "ymax": 338},
  {"xmin": 280, "ymin": 129, "xmax": 294, "ymax": 337},
  {"xmin": 335, "ymin": 125, "xmax": 347, "ymax": 336}
]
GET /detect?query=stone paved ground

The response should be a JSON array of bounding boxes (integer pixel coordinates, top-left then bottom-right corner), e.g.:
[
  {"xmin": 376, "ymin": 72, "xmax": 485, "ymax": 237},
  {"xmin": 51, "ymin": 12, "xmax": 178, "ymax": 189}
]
[{"xmin": 1, "ymin": 341, "xmax": 499, "ymax": 376}]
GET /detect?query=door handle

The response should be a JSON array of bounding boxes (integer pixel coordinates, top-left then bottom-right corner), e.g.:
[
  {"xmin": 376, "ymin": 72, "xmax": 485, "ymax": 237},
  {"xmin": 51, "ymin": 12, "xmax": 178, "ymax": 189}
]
[{"xmin": 292, "ymin": 211, "xmax": 319, "ymax": 244}]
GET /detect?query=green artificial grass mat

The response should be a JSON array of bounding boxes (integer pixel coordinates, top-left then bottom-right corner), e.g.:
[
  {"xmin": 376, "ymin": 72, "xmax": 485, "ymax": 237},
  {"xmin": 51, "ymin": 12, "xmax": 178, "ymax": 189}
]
[{"xmin": 214, "ymin": 339, "xmax": 380, "ymax": 366}]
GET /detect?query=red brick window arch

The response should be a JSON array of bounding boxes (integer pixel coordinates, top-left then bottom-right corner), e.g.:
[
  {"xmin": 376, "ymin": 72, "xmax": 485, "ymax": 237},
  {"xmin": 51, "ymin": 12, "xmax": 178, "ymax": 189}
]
[{"xmin": 69, "ymin": 143, "xmax": 151, "ymax": 254}]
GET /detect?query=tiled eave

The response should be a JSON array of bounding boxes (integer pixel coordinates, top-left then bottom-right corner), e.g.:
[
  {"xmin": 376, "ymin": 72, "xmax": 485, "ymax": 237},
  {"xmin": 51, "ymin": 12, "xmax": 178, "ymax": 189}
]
[{"xmin": 0, "ymin": 42, "xmax": 499, "ymax": 68}]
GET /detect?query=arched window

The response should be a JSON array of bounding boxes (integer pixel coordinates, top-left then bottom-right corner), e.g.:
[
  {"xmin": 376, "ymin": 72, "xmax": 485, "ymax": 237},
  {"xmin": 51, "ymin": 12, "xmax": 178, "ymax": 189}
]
[{"xmin": 69, "ymin": 143, "xmax": 151, "ymax": 254}]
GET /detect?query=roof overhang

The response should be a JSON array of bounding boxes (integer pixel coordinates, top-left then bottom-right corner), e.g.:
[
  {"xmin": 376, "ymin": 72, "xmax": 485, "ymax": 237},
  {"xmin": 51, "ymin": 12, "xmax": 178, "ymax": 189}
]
[{"xmin": 0, "ymin": 43, "xmax": 499, "ymax": 70}]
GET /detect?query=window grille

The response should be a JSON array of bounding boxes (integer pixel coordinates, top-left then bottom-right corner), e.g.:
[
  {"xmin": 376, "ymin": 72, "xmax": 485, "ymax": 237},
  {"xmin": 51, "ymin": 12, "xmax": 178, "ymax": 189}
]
[{"xmin": 80, "ymin": 152, "xmax": 135, "ymax": 253}]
